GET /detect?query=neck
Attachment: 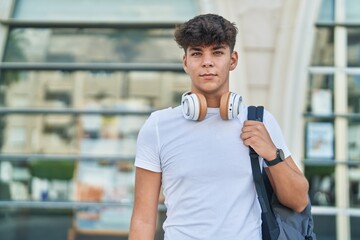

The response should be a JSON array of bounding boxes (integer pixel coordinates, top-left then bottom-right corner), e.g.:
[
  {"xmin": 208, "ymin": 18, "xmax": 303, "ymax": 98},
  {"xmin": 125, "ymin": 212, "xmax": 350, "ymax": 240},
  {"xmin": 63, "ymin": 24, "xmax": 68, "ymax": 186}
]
[{"xmin": 205, "ymin": 95, "xmax": 221, "ymax": 108}]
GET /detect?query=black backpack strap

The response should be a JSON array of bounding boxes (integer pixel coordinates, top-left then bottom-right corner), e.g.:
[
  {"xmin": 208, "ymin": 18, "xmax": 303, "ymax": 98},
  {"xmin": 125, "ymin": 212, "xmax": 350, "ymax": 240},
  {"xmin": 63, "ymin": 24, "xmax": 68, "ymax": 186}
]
[{"xmin": 248, "ymin": 106, "xmax": 280, "ymax": 240}]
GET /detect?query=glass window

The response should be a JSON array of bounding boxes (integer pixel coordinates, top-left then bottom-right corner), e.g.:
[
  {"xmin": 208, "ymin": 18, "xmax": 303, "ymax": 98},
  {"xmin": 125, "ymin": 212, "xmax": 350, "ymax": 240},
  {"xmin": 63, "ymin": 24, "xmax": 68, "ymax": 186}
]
[
  {"xmin": 347, "ymin": 28, "xmax": 360, "ymax": 67},
  {"xmin": 0, "ymin": 0, "xmax": 197, "ymax": 239},
  {"xmin": 0, "ymin": 159, "xmax": 74, "ymax": 201},
  {"xmin": 6, "ymin": 127, "xmax": 26, "ymax": 148},
  {"xmin": 0, "ymin": 207, "xmax": 165, "ymax": 239},
  {"xmin": 0, "ymin": 70, "xmax": 190, "ymax": 157},
  {"xmin": 351, "ymin": 216, "xmax": 360, "ymax": 238},
  {"xmin": 3, "ymin": 28, "xmax": 183, "ymax": 63},
  {"xmin": 348, "ymin": 75, "xmax": 360, "ymax": 113},
  {"xmin": 12, "ymin": 0, "xmax": 199, "ymax": 22},
  {"xmin": 0, "ymin": 115, "xmax": 79, "ymax": 154},
  {"xmin": 305, "ymin": 121, "xmax": 335, "ymax": 160},
  {"xmin": 0, "ymin": 70, "xmax": 190, "ymax": 109},
  {"xmin": 305, "ymin": 166, "xmax": 336, "ymax": 206},
  {"xmin": 0, "ymin": 209, "xmax": 73, "ymax": 239},
  {"xmin": 349, "ymin": 121, "xmax": 360, "ymax": 161},
  {"xmin": 313, "ymin": 215, "xmax": 336, "ymax": 239},
  {"xmin": 311, "ymin": 28, "xmax": 334, "ymax": 66},
  {"xmin": 306, "ymin": 74, "xmax": 334, "ymax": 114},
  {"xmin": 317, "ymin": 0, "xmax": 335, "ymax": 23},
  {"xmin": 346, "ymin": 0, "xmax": 360, "ymax": 23},
  {"xmin": 307, "ymin": 0, "xmax": 360, "ymax": 238},
  {"xmin": 0, "ymin": 159, "xmax": 136, "ymax": 202},
  {"xmin": 349, "ymin": 166, "xmax": 360, "ymax": 208}
]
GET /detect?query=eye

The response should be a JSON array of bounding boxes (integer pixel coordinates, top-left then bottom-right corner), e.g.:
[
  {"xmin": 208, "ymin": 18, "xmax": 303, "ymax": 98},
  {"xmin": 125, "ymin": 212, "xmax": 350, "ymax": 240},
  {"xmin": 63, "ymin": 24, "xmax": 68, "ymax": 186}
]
[
  {"xmin": 191, "ymin": 52, "xmax": 201, "ymax": 56},
  {"xmin": 213, "ymin": 51, "xmax": 224, "ymax": 55}
]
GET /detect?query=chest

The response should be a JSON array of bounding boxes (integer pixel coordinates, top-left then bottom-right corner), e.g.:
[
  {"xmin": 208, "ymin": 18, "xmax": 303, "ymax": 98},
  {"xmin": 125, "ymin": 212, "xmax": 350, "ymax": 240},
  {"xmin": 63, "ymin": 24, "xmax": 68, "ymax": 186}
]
[{"xmin": 158, "ymin": 116, "xmax": 252, "ymax": 182}]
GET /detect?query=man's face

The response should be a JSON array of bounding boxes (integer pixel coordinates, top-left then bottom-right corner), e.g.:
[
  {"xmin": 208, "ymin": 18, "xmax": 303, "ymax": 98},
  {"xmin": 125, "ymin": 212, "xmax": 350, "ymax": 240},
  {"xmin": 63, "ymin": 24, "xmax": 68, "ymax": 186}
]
[{"xmin": 182, "ymin": 44, "xmax": 238, "ymax": 97}]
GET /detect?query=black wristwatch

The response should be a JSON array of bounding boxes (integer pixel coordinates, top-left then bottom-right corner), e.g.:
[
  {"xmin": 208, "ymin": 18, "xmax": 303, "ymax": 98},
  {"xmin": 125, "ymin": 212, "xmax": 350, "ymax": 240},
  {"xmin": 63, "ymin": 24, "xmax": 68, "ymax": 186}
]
[{"xmin": 264, "ymin": 148, "xmax": 285, "ymax": 167}]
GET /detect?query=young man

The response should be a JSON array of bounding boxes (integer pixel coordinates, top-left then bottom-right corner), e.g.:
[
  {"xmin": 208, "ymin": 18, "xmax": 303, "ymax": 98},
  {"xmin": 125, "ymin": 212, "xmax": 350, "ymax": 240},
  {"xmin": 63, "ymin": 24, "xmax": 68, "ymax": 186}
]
[{"xmin": 129, "ymin": 14, "xmax": 309, "ymax": 240}]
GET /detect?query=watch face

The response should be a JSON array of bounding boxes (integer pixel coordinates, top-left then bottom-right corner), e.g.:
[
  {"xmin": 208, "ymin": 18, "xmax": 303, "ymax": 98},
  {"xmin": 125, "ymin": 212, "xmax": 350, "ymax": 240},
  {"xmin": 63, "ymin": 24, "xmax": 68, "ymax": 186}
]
[{"xmin": 278, "ymin": 149, "xmax": 285, "ymax": 160}]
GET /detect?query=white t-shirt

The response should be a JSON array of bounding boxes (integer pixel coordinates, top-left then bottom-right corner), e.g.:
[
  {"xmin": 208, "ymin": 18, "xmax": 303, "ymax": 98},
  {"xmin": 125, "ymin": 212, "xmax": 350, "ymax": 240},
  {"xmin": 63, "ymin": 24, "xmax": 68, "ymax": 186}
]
[{"xmin": 135, "ymin": 104, "xmax": 290, "ymax": 240}]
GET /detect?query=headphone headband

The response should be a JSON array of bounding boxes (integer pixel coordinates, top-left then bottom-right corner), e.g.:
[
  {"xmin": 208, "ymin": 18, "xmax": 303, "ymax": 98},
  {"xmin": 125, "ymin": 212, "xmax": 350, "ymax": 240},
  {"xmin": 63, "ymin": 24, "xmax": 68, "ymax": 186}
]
[{"xmin": 181, "ymin": 91, "xmax": 242, "ymax": 121}]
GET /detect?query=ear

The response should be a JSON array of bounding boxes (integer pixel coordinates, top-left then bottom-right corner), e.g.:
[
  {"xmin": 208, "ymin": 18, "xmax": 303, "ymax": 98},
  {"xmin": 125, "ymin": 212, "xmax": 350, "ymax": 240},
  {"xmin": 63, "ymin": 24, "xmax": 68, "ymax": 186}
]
[
  {"xmin": 229, "ymin": 51, "xmax": 238, "ymax": 71},
  {"xmin": 182, "ymin": 54, "xmax": 188, "ymax": 73}
]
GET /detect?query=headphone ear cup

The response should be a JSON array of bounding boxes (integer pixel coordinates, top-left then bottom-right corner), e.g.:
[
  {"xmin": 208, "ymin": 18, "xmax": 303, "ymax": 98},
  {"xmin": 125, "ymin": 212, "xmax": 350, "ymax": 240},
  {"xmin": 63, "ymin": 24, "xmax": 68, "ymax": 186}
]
[
  {"xmin": 220, "ymin": 92, "xmax": 242, "ymax": 120},
  {"xmin": 220, "ymin": 92, "xmax": 231, "ymax": 120},
  {"xmin": 181, "ymin": 92, "xmax": 207, "ymax": 121},
  {"xmin": 196, "ymin": 93, "xmax": 207, "ymax": 121}
]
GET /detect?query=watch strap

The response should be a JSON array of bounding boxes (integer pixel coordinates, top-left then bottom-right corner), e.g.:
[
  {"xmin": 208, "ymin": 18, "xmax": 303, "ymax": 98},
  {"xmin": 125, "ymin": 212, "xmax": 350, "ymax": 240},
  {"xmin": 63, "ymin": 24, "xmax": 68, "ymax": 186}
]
[
  {"xmin": 265, "ymin": 157, "xmax": 282, "ymax": 166},
  {"xmin": 264, "ymin": 149, "xmax": 284, "ymax": 167}
]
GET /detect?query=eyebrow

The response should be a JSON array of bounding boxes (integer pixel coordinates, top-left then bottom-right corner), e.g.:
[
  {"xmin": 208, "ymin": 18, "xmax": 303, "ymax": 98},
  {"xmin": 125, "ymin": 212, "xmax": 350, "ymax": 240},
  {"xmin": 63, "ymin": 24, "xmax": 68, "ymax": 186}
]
[
  {"xmin": 188, "ymin": 45, "xmax": 226, "ymax": 52},
  {"xmin": 212, "ymin": 45, "xmax": 226, "ymax": 50},
  {"xmin": 188, "ymin": 47, "xmax": 203, "ymax": 52}
]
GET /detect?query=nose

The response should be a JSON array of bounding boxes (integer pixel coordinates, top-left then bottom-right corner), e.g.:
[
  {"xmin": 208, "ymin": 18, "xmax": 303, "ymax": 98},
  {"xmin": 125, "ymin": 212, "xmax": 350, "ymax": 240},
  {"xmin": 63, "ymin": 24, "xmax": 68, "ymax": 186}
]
[
  {"xmin": 202, "ymin": 55, "xmax": 214, "ymax": 68},
  {"xmin": 202, "ymin": 62, "xmax": 213, "ymax": 68}
]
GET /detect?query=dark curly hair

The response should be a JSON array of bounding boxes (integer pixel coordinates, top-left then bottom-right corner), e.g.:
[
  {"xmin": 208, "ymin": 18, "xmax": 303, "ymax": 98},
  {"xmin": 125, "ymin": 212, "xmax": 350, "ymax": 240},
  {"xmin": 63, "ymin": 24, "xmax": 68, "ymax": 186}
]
[{"xmin": 174, "ymin": 14, "xmax": 238, "ymax": 52}]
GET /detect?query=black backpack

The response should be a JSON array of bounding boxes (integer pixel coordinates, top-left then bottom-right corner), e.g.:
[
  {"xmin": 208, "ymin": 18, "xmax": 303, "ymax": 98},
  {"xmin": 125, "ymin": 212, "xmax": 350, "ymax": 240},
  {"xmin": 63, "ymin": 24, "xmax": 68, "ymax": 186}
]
[{"xmin": 247, "ymin": 106, "xmax": 316, "ymax": 240}]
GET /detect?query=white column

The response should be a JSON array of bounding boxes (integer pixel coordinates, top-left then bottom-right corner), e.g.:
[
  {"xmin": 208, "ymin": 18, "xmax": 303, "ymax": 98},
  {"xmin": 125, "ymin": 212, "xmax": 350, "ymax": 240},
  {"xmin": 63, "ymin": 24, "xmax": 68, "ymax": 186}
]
[
  {"xmin": 334, "ymin": 0, "xmax": 350, "ymax": 239},
  {"xmin": 275, "ymin": 0, "xmax": 322, "ymax": 167}
]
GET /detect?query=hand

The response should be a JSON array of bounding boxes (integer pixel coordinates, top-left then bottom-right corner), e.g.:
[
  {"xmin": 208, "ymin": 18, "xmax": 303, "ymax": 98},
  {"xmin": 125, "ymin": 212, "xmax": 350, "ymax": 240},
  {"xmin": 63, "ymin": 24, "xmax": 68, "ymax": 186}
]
[{"xmin": 240, "ymin": 120, "xmax": 277, "ymax": 160}]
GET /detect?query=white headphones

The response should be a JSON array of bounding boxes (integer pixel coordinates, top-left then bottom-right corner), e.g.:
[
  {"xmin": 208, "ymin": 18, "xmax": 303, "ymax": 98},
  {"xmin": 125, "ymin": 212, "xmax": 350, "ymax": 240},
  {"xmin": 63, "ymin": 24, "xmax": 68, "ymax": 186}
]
[{"xmin": 181, "ymin": 91, "xmax": 242, "ymax": 121}]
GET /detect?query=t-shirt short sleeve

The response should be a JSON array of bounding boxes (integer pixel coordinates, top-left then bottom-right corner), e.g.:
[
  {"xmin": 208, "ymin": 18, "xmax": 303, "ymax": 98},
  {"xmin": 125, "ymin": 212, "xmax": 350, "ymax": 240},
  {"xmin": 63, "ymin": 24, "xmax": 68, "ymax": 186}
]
[
  {"xmin": 263, "ymin": 110, "xmax": 291, "ymax": 158},
  {"xmin": 134, "ymin": 113, "xmax": 162, "ymax": 172}
]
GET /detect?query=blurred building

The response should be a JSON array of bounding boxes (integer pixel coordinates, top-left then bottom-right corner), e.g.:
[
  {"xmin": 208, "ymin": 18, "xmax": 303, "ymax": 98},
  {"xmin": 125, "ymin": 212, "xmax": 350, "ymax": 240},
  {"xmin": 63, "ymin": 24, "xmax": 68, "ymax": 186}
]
[{"xmin": 0, "ymin": 0, "xmax": 359, "ymax": 239}]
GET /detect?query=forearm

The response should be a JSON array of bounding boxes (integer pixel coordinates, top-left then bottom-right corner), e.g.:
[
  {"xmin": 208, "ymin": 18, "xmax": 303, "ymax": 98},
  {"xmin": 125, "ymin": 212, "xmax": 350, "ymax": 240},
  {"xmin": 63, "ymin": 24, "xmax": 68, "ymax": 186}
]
[
  {"xmin": 129, "ymin": 167, "xmax": 162, "ymax": 239},
  {"xmin": 129, "ymin": 217, "xmax": 157, "ymax": 240},
  {"xmin": 266, "ymin": 158, "xmax": 309, "ymax": 212},
  {"xmin": 241, "ymin": 117, "xmax": 309, "ymax": 211}
]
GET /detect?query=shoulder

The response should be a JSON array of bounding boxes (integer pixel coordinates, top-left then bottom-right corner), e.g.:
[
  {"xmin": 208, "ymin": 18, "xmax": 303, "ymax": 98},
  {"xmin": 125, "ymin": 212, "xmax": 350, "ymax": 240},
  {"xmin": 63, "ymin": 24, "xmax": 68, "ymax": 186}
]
[
  {"xmin": 148, "ymin": 106, "xmax": 182, "ymax": 122},
  {"xmin": 141, "ymin": 106, "xmax": 182, "ymax": 128}
]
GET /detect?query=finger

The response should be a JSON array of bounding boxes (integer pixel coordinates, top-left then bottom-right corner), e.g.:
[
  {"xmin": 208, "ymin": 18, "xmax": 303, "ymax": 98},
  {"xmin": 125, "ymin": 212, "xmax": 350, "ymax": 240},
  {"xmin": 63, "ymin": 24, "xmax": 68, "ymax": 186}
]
[
  {"xmin": 243, "ymin": 120, "xmax": 263, "ymax": 126},
  {"xmin": 240, "ymin": 132, "xmax": 252, "ymax": 141},
  {"xmin": 240, "ymin": 129, "xmax": 261, "ymax": 140},
  {"xmin": 243, "ymin": 121, "xmax": 264, "ymax": 132},
  {"xmin": 241, "ymin": 126, "xmax": 264, "ymax": 137},
  {"xmin": 242, "ymin": 139, "xmax": 250, "ymax": 147},
  {"xmin": 242, "ymin": 136, "xmax": 261, "ymax": 148},
  {"xmin": 242, "ymin": 123, "xmax": 260, "ymax": 131}
]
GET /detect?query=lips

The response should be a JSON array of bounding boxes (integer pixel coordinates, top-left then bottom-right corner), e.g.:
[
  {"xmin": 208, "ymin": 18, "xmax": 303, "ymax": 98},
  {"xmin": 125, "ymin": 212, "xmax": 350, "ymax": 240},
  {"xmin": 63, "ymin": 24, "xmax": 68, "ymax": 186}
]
[{"xmin": 200, "ymin": 73, "xmax": 216, "ymax": 77}]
